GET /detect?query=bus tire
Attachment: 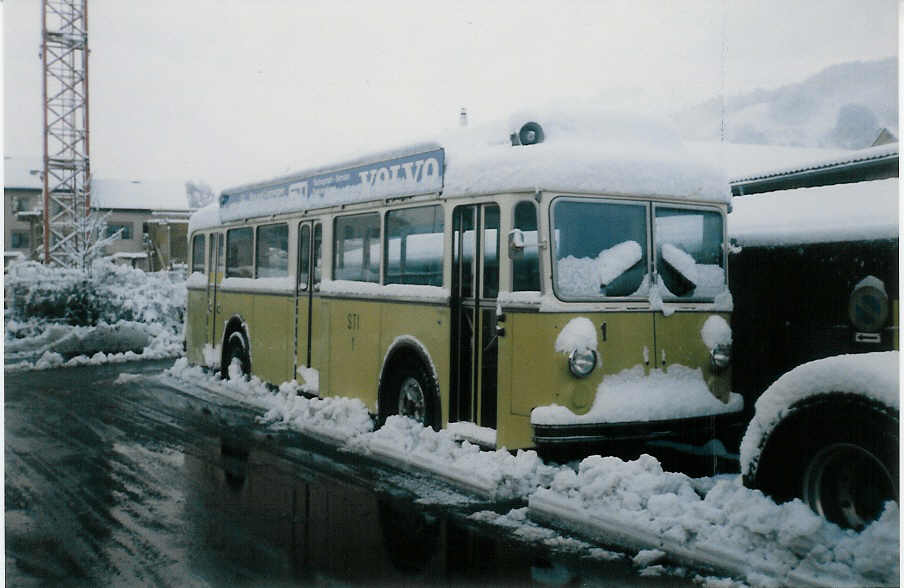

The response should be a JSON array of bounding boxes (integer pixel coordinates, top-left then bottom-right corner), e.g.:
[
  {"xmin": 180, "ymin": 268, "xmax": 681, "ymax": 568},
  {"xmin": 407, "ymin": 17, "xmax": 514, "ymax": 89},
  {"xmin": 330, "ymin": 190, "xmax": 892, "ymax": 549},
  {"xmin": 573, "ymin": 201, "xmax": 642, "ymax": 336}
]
[
  {"xmin": 751, "ymin": 395, "xmax": 898, "ymax": 530},
  {"xmin": 381, "ymin": 357, "xmax": 439, "ymax": 431},
  {"xmin": 222, "ymin": 330, "xmax": 250, "ymax": 380}
]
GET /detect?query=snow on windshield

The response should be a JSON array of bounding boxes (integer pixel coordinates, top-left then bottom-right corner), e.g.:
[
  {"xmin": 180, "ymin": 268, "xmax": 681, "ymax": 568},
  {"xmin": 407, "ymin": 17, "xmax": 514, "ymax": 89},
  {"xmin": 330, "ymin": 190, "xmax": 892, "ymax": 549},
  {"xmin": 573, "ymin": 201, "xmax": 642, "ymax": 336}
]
[{"xmin": 556, "ymin": 241, "xmax": 645, "ymax": 298}]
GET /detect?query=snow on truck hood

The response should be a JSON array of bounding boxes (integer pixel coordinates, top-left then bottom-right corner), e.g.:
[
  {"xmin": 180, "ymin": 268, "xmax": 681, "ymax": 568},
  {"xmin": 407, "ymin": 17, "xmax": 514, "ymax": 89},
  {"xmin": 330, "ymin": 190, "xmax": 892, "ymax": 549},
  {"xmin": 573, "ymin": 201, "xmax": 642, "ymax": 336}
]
[
  {"xmin": 740, "ymin": 351, "xmax": 899, "ymax": 477},
  {"xmin": 729, "ymin": 177, "xmax": 899, "ymax": 247},
  {"xmin": 189, "ymin": 107, "xmax": 729, "ymax": 231}
]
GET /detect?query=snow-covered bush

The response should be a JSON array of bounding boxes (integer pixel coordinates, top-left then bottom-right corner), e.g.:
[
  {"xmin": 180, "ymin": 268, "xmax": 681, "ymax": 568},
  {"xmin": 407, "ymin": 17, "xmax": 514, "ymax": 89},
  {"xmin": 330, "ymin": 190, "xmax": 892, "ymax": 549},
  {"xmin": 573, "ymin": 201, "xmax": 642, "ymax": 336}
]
[
  {"xmin": 5, "ymin": 259, "xmax": 187, "ymax": 368},
  {"xmin": 6, "ymin": 259, "xmax": 185, "ymax": 328}
]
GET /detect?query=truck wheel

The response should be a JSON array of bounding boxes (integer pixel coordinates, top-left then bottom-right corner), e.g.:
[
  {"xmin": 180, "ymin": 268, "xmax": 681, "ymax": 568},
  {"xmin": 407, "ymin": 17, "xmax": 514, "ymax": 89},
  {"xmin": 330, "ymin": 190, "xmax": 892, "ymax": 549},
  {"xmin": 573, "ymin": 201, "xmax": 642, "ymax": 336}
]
[
  {"xmin": 753, "ymin": 397, "xmax": 898, "ymax": 530},
  {"xmin": 222, "ymin": 331, "xmax": 250, "ymax": 380},
  {"xmin": 382, "ymin": 358, "xmax": 439, "ymax": 430}
]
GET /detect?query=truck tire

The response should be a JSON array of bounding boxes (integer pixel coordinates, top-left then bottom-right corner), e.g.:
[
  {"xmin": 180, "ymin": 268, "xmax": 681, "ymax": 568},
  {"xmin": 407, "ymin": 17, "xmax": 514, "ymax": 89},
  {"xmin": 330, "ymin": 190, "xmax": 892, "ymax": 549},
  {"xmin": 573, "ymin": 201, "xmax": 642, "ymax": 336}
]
[{"xmin": 752, "ymin": 395, "xmax": 898, "ymax": 530}]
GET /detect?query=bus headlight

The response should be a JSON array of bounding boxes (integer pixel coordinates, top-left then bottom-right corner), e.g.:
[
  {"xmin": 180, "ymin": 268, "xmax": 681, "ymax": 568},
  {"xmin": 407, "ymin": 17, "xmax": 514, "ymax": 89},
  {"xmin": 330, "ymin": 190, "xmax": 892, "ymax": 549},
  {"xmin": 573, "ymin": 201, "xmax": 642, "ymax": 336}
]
[
  {"xmin": 710, "ymin": 344, "xmax": 731, "ymax": 374},
  {"xmin": 568, "ymin": 348, "xmax": 598, "ymax": 378}
]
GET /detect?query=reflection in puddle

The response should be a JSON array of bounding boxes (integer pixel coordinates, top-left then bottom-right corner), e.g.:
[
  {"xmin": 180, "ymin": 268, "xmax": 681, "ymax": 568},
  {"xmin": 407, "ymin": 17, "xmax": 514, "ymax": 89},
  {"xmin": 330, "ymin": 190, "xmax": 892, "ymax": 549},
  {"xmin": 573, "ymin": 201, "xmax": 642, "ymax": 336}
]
[{"xmin": 181, "ymin": 435, "xmax": 691, "ymax": 586}]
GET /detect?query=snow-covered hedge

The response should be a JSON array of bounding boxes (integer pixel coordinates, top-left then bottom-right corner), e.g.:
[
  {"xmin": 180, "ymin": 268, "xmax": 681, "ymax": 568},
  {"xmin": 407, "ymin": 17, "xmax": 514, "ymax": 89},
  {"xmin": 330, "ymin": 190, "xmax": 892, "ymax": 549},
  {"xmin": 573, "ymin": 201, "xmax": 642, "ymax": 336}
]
[
  {"xmin": 5, "ymin": 260, "xmax": 186, "ymax": 369},
  {"xmin": 7, "ymin": 260, "xmax": 183, "ymax": 326}
]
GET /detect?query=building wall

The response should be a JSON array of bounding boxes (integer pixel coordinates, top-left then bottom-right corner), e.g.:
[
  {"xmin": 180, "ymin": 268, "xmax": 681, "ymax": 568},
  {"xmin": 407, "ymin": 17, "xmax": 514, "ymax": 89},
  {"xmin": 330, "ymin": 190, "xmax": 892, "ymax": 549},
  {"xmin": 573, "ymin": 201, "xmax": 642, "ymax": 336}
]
[
  {"xmin": 4, "ymin": 188, "xmax": 42, "ymax": 259},
  {"xmin": 3, "ymin": 194, "xmax": 191, "ymax": 271}
]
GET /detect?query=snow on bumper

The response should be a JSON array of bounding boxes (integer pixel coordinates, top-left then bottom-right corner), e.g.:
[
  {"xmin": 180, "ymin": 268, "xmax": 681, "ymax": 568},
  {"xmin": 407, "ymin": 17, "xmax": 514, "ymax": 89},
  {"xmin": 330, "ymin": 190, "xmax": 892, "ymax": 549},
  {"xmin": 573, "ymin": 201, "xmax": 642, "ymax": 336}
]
[{"xmin": 530, "ymin": 364, "xmax": 743, "ymax": 444}]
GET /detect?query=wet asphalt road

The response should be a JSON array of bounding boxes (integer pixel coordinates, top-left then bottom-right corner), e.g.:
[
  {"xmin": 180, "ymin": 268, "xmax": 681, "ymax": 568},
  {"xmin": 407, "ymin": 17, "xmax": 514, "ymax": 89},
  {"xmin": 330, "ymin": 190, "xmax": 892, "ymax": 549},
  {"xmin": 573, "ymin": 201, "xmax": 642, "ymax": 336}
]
[{"xmin": 5, "ymin": 360, "xmax": 699, "ymax": 586}]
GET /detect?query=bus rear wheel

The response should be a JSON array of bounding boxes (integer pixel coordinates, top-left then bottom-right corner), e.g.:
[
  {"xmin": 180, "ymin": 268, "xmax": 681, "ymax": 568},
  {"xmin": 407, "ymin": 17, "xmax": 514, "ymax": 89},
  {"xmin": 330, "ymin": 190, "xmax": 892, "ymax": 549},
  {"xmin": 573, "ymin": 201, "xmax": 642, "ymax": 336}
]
[
  {"xmin": 222, "ymin": 331, "xmax": 250, "ymax": 380},
  {"xmin": 382, "ymin": 358, "xmax": 439, "ymax": 430}
]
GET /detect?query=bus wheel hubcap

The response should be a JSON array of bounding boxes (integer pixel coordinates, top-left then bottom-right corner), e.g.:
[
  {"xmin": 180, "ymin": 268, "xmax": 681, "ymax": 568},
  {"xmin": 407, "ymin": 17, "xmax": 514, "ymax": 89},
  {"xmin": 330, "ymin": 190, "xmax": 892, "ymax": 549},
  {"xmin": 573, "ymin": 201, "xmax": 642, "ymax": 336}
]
[
  {"xmin": 398, "ymin": 377, "xmax": 425, "ymax": 423},
  {"xmin": 802, "ymin": 442, "xmax": 895, "ymax": 530}
]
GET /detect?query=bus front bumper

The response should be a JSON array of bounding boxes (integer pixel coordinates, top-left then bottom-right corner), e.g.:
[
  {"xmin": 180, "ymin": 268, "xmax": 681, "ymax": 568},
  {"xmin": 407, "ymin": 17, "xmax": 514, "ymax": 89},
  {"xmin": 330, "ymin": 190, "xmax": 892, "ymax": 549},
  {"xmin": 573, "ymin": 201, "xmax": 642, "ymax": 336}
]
[{"xmin": 532, "ymin": 410, "xmax": 746, "ymax": 447}]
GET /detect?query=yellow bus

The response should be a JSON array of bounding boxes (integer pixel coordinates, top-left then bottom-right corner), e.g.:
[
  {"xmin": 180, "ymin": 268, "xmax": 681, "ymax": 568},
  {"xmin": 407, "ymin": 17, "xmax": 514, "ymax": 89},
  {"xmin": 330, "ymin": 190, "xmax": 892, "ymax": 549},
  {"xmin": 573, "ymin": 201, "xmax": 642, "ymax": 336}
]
[{"xmin": 185, "ymin": 110, "xmax": 743, "ymax": 450}]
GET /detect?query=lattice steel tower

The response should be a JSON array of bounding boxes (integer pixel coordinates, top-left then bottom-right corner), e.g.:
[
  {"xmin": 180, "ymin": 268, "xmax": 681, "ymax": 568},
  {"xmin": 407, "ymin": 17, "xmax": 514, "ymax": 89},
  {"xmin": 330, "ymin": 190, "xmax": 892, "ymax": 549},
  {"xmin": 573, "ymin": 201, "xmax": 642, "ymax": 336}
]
[{"xmin": 41, "ymin": 0, "xmax": 90, "ymax": 265}]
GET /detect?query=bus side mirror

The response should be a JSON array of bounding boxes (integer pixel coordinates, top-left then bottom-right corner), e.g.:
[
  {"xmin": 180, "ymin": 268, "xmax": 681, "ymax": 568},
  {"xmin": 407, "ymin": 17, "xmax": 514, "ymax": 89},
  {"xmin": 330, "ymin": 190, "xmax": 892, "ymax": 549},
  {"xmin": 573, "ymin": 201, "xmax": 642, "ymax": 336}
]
[{"xmin": 508, "ymin": 229, "xmax": 525, "ymax": 258}]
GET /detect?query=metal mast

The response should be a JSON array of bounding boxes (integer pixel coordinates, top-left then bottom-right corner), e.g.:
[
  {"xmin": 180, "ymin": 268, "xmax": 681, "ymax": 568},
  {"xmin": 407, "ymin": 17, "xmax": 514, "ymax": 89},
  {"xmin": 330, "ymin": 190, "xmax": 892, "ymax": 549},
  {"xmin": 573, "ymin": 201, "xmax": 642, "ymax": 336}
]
[{"xmin": 41, "ymin": 0, "xmax": 90, "ymax": 265}]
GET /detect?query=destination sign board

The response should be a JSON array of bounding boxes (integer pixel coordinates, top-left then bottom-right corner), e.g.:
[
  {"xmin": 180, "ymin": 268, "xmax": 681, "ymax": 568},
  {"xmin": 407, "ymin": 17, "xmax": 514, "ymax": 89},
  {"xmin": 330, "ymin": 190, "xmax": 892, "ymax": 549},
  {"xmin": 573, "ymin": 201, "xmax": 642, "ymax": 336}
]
[{"xmin": 220, "ymin": 148, "xmax": 444, "ymax": 221}]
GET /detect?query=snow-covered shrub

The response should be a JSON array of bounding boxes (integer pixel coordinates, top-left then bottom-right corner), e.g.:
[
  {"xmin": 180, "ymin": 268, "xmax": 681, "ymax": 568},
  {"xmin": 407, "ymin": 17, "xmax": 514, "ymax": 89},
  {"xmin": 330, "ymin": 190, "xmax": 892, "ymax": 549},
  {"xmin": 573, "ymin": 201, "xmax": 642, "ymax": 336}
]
[
  {"xmin": 5, "ymin": 259, "xmax": 187, "ymax": 367},
  {"xmin": 6, "ymin": 259, "xmax": 185, "ymax": 329}
]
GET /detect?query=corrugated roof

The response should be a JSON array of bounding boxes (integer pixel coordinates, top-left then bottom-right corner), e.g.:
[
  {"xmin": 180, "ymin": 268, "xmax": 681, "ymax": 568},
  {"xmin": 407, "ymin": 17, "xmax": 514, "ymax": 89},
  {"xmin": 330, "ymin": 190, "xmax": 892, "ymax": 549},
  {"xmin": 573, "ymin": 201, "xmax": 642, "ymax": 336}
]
[{"xmin": 729, "ymin": 142, "xmax": 898, "ymax": 184}]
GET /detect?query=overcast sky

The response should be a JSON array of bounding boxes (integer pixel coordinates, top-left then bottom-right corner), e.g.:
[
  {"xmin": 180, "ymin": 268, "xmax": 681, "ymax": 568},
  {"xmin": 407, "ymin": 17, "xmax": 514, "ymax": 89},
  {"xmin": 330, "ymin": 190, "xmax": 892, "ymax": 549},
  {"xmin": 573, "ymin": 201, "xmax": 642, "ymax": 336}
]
[{"xmin": 3, "ymin": 0, "xmax": 898, "ymax": 192}]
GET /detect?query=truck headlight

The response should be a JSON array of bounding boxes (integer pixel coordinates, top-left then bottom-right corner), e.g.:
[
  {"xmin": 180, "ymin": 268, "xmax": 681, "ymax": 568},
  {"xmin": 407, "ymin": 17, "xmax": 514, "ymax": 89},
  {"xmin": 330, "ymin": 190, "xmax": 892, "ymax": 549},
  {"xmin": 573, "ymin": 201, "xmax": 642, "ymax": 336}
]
[
  {"xmin": 568, "ymin": 348, "xmax": 598, "ymax": 378},
  {"xmin": 710, "ymin": 344, "xmax": 731, "ymax": 374}
]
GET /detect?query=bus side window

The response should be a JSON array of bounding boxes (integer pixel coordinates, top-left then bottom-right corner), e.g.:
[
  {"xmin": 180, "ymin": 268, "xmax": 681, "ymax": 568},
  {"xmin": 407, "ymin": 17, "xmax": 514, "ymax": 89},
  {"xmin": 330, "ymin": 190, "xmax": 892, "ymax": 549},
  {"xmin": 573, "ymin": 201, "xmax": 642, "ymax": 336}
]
[
  {"xmin": 226, "ymin": 227, "xmax": 253, "ymax": 278},
  {"xmin": 385, "ymin": 205, "xmax": 444, "ymax": 286},
  {"xmin": 256, "ymin": 223, "xmax": 289, "ymax": 278},
  {"xmin": 191, "ymin": 234, "xmax": 205, "ymax": 274},
  {"xmin": 334, "ymin": 213, "xmax": 380, "ymax": 283},
  {"xmin": 298, "ymin": 224, "xmax": 311, "ymax": 290},
  {"xmin": 513, "ymin": 201, "xmax": 540, "ymax": 291},
  {"xmin": 313, "ymin": 224, "xmax": 322, "ymax": 286}
]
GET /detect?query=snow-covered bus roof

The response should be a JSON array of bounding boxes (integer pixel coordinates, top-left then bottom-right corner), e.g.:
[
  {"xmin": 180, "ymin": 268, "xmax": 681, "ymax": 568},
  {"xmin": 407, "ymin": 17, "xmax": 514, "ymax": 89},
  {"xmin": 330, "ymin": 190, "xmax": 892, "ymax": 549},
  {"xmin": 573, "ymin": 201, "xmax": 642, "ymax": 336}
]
[
  {"xmin": 728, "ymin": 178, "xmax": 899, "ymax": 247},
  {"xmin": 193, "ymin": 107, "xmax": 730, "ymax": 232}
]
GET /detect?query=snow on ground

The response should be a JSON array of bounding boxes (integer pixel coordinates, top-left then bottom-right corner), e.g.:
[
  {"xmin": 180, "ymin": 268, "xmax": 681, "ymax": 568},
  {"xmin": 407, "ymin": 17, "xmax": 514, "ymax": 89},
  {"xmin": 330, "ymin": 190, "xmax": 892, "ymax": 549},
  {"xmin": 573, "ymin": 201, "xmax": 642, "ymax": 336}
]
[
  {"xmin": 161, "ymin": 360, "xmax": 898, "ymax": 586},
  {"xmin": 529, "ymin": 454, "xmax": 898, "ymax": 587},
  {"xmin": 4, "ymin": 260, "xmax": 185, "ymax": 371}
]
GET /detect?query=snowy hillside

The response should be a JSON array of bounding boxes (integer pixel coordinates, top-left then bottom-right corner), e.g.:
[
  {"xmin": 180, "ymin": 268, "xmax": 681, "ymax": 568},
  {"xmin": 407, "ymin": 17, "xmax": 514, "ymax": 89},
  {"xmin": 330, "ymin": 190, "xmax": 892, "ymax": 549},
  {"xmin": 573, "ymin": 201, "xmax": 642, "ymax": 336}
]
[{"xmin": 674, "ymin": 58, "xmax": 897, "ymax": 149}]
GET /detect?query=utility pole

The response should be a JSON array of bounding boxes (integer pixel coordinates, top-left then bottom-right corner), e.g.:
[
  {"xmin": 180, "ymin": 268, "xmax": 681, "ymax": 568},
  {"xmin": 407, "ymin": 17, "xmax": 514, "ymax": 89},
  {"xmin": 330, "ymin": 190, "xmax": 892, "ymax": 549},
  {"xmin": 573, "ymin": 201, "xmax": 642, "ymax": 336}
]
[{"xmin": 41, "ymin": 0, "xmax": 91, "ymax": 265}]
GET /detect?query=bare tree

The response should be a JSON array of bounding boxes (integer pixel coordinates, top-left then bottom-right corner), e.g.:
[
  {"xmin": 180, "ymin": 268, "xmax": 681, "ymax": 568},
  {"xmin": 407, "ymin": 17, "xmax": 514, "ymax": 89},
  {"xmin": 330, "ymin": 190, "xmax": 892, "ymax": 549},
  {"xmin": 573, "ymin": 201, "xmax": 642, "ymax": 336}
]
[
  {"xmin": 186, "ymin": 180, "xmax": 215, "ymax": 209},
  {"xmin": 58, "ymin": 210, "xmax": 121, "ymax": 270}
]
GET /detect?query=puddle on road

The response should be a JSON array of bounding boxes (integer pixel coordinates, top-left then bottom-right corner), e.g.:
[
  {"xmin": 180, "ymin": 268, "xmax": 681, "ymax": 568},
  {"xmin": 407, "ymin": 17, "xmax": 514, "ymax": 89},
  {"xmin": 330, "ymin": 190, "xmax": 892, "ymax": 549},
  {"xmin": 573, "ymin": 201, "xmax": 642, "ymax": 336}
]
[{"xmin": 179, "ymin": 433, "xmax": 697, "ymax": 587}]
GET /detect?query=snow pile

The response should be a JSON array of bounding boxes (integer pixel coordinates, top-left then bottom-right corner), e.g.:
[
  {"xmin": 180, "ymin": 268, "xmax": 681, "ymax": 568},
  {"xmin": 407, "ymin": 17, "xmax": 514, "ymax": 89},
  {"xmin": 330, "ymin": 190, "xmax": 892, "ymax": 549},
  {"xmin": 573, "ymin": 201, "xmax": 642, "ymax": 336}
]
[
  {"xmin": 263, "ymin": 381, "xmax": 374, "ymax": 444},
  {"xmin": 350, "ymin": 415, "xmax": 562, "ymax": 500},
  {"xmin": 701, "ymin": 316, "xmax": 732, "ymax": 350},
  {"xmin": 165, "ymin": 360, "xmax": 560, "ymax": 501},
  {"xmin": 554, "ymin": 317, "xmax": 598, "ymax": 354},
  {"xmin": 5, "ymin": 260, "xmax": 185, "ymax": 370},
  {"xmin": 660, "ymin": 244, "xmax": 699, "ymax": 285},
  {"xmin": 740, "ymin": 352, "xmax": 899, "ymax": 478},
  {"xmin": 556, "ymin": 241, "xmax": 644, "ymax": 298},
  {"xmin": 446, "ymin": 421, "xmax": 497, "ymax": 447},
  {"xmin": 532, "ymin": 365, "xmax": 743, "ymax": 425},
  {"xmin": 529, "ymin": 453, "xmax": 899, "ymax": 586},
  {"xmin": 166, "ymin": 358, "xmax": 373, "ymax": 444}
]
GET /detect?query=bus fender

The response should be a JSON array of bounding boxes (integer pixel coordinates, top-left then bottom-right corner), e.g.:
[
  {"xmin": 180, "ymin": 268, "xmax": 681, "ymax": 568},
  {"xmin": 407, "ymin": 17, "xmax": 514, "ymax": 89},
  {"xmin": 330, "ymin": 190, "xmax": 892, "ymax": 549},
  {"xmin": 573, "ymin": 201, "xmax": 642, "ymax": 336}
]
[{"xmin": 378, "ymin": 335, "xmax": 441, "ymax": 428}]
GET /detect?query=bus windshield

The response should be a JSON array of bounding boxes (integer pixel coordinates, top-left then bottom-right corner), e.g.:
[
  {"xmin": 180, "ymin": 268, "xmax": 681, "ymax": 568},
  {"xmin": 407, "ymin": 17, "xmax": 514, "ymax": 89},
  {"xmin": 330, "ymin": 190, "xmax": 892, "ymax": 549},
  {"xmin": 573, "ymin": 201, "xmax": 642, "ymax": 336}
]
[
  {"xmin": 653, "ymin": 206, "xmax": 725, "ymax": 301},
  {"xmin": 552, "ymin": 198, "xmax": 726, "ymax": 301},
  {"xmin": 552, "ymin": 199, "xmax": 650, "ymax": 299}
]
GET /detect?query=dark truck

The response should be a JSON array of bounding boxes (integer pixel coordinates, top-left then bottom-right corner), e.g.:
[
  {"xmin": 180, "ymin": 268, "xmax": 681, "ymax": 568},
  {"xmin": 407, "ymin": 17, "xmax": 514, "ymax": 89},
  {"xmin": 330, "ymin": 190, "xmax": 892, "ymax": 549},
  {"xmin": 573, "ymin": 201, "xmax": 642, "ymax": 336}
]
[{"xmin": 727, "ymin": 178, "xmax": 898, "ymax": 530}]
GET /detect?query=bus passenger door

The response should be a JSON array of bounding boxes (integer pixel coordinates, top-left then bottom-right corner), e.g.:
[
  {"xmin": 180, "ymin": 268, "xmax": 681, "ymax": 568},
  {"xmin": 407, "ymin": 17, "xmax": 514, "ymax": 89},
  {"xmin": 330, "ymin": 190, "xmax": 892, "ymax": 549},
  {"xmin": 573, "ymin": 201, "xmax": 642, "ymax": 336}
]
[
  {"xmin": 207, "ymin": 232, "xmax": 223, "ymax": 353},
  {"xmin": 295, "ymin": 222, "xmax": 322, "ymax": 379},
  {"xmin": 451, "ymin": 204, "xmax": 500, "ymax": 430}
]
